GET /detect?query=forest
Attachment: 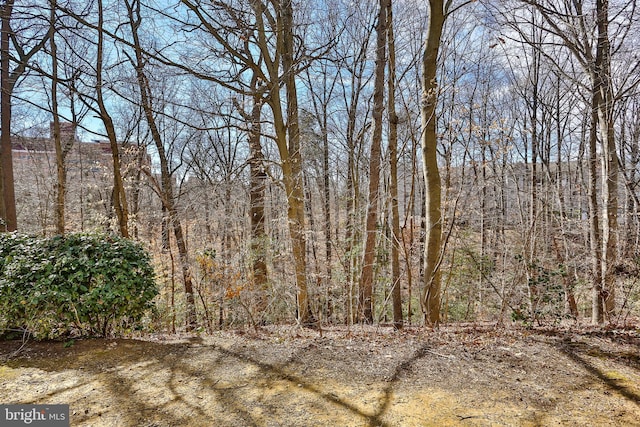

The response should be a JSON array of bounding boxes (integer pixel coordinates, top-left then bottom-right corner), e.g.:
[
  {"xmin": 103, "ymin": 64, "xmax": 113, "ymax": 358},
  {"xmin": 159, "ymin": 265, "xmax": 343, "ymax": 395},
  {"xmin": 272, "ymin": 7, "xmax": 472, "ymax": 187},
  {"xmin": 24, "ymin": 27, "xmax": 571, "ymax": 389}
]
[{"xmin": 1, "ymin": 0, "xmax": 640, "ymax": 334}]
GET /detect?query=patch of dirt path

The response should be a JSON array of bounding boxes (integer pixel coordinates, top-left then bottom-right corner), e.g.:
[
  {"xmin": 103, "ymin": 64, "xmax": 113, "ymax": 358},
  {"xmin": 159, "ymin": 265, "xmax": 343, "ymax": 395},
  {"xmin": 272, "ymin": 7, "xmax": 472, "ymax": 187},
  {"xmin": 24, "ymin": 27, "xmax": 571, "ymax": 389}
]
[{"xmin": 1, "ymin": 325, "xmax": 639, "ymax": 426}]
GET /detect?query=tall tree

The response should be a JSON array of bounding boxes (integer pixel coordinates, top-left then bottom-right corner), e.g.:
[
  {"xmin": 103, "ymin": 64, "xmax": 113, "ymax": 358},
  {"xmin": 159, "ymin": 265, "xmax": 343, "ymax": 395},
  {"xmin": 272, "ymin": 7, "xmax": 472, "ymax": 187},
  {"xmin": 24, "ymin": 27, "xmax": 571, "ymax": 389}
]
[
  {"xmin": 125, "ymin": 0, "xmax": 197, "ymax": 330},
  {"xmin": 234, "ymin": 71, "xmax": 269, "ymax": 322},
  {"xmin": 421, "ymin": 0, "xmax": 475, "ymax": 325},
  {"xmin": 278, "ymin": 0, "xmax": 315, "ymax": 326},
  {"xmin": 171, "ymin": 0, "xmax": 318, "ymax": 325},
  {"xmin": 0, "ymin": 0, "xmax": 48, "ymax": 231},
  {"xmin": 513, "ymin": 0, "xmax": 632, "ymax": 322},
  {"xmin": 302, "ymin": 43, "xmax": 341, "ymax": 322},
  {"xmin": 49, "ymin": 0, "xmax": 69, "ymax": 235},
  {"xmin": 420, "ymin": 0, "xmax": 445, "ymax": 325},
  {"xmin": 359, "ymin": 0, "xmax": 388, "ymax": 323},
  {"xmin": 96, "ymin": 0, "xmax": 128, "ymax": 237},
  {"xmin": 247, "ymin": 84, "xmax": 269, "ymax": 321},
  {"xmin": 386, "ymin": 0, "xmax": 403, "ymax": 329},
  {"xmin": 0, "ymin": 0, "xmax": 14, "ymax": 232},
  {"xmin": 593, "ymin": 0, "xmax": 617, "ymax": 321},
  {"xmin": 335, "ymin": 2, "xmax": 376, "ymax": 324}
]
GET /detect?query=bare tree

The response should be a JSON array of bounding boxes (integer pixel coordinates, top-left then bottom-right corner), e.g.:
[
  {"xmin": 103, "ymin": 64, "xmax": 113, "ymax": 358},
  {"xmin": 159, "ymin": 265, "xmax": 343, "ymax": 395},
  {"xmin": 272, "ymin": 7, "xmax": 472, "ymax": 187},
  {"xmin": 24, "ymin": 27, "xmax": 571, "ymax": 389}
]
[
  {"xmin": 505, "ymin": 0, "xmax": 640, "ymax": 322},
  {"xmin": 124, "ymin": 0, "xmax": 197, "ymax": 330},
  {"xmin": 387, "ymin": 0, "xmax": 403, "ymax": 329},
  {"xmin": 421, "ymin": 0, "xmax": 476, "ymax": 325},
  {"xmin": 49, "ymin": 0, "xmax": 70, "ymax": 234},
  {"xmin": 96, "ymin": 0, "xmax": 128, "ymax": 236},
  {"xmin": 155, "ymin": 0, "xmax": 322, "ymax": 325},
  {"xmin": 233, "ymin": 71, "xmax": 269, "ymax": 322},
  {"xmin": 0, "ymin": 0, "xmax": 15, "ymax": 232},
  {"xmin": 358, "ymin": 0, "xmax": 388, "ymax": 323},
  {"xmin": 420, "ymin": 0, "xmax": 446, "ymax": 325},
  {"xmin": 0, "ymin": 0, "xmax": 49, "ymax": 231},
  {"xmin": 333, "ymin": 1, "xmax": 376, "ymax": 324}
]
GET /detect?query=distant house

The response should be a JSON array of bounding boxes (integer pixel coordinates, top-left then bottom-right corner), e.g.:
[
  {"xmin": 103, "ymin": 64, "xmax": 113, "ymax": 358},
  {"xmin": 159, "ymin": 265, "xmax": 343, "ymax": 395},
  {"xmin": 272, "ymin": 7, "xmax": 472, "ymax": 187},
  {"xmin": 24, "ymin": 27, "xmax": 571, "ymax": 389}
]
[{"xmin": 12, "ymin": 122, "xmax": 149, "ymax": 234}]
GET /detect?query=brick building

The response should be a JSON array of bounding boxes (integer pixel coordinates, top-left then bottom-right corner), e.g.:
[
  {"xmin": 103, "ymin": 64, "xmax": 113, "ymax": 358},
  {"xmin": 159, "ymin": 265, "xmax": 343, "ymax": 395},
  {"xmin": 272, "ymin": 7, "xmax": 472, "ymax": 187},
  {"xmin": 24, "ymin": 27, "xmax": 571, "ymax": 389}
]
[{"xmin": 12, "ymin": 122, "xmax": 148, "ymax": 234}]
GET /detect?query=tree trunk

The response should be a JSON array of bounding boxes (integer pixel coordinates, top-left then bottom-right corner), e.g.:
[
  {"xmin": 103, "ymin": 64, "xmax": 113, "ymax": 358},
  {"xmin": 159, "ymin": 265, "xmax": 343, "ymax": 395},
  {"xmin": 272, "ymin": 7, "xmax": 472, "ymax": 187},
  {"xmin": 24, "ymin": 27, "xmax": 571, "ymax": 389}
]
[
  {"xmin": 359, "ymin": 0, "xmax": 388, "ymax": 324},
  {"xmin": 321, "ymin": 89, "xmax": 332, "ymax": 320},
  {"xmin": 97, "ymin": 0, "xmax": 128, "ymax": 237},
  {"xmin": 594, "ymin": 0, "xmax": 617, "ymax": 320},
  {"xmin": 345, "ymin": 106, "xmax": 359, "ymax": 325},
  {"xmin": 589, "ymin": 93, "xmax": 604, "ymax": 324},
  {"xmin": 278, "ymin": 0, "xmax": 315, "ymax": 326},
  {"xmin": 0, "ymin": 0, "xmax": 16, "ymax": 232},
  {"xmin": 126, "ymin": 0, "xmax": 196, "ymax": 330},
  {"xmin": 343, "ymin": 42, "xmax": 369, "ymax": 325},
  {"xmin": 50, "ymin": 0, "xmax": 67, "ymax": 235},
  {"xmin": 420, "ymin": 0, "xmax": 445, "ymax": 325},
  {"xmin": 528, "ymin": 40, "xmax": 540, "ymax": 319},
  {"xmin": 386, "ymin": 0, "xmax": 402, "ymax": 330},
  {"xmin": 519, "ymin": 0, "xmax": 620, "ymax": 326},
  {"xmin": 247, "ymin": 77, "xmax": 269, "ymax": 322}
]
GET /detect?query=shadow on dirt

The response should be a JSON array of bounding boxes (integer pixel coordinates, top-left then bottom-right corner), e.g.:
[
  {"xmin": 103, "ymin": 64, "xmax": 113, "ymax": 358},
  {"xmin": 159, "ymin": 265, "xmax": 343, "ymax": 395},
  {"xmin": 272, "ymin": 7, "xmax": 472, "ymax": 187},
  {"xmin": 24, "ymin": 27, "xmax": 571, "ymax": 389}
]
[
  {"xmin": 556, "ymin": 337, "xmax": 640, "ymax": 405},
  {"xmin": 1, "ymin": 336, "xmax": 433, "ymax": 426},
  {"xmin": 174, "ymin": 336, "xmax": 434, "ymax": 427},
  {"xmin": 2, "ymin": 327, "xmax": 640, "ymax": 426}
]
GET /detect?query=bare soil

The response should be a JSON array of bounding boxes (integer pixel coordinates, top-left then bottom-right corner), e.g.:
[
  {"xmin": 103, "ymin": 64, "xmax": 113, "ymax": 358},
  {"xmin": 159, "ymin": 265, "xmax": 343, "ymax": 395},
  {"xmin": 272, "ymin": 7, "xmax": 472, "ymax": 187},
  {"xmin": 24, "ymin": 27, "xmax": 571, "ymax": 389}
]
[{"xmin": 1, "ymin": 324, "xmax": 639, "ymax": 426}]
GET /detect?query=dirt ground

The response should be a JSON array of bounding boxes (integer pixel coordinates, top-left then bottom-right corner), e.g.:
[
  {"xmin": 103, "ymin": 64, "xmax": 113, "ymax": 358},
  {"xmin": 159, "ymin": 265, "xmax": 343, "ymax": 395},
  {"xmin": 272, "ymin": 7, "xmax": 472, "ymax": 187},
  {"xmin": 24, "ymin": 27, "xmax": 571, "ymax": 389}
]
[{"xmin": 0, "ymin": 324, "xmax": 639, "ymax": 426}]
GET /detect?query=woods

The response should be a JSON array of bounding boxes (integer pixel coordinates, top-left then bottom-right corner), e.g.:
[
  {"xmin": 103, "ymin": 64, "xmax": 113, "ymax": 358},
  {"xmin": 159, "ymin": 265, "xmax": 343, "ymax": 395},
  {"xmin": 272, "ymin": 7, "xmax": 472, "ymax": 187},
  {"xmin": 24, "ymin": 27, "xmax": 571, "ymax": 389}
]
[{"xmin": 1, "ymin": 0, "xmax": 640, "ymax": 331}]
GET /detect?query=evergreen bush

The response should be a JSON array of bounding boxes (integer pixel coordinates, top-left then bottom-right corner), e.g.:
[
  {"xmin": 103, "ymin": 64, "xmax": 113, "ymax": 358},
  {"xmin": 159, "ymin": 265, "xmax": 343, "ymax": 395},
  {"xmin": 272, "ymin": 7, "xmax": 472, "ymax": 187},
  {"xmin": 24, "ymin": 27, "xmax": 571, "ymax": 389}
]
[{"xmin": 0, "ymin": 232, "xmax": 157, "ymax": 339}]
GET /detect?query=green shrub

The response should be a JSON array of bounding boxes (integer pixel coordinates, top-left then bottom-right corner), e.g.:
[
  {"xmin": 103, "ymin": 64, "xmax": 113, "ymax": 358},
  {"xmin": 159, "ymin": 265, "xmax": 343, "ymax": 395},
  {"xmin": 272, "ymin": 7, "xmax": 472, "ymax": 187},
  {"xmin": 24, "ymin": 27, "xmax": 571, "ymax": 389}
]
[{"xmin": 0, "ymin": 232, "xmax": 158, "ymax": 339}]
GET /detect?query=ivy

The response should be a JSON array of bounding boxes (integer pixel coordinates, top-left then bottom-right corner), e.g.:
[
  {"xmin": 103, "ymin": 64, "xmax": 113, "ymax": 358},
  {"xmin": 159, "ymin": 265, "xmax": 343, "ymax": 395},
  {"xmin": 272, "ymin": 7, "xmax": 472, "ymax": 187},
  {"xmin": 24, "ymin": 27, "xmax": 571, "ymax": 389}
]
[{"xmin": 0, "ymin": 232, "xmax": 158, "ymax": 339}]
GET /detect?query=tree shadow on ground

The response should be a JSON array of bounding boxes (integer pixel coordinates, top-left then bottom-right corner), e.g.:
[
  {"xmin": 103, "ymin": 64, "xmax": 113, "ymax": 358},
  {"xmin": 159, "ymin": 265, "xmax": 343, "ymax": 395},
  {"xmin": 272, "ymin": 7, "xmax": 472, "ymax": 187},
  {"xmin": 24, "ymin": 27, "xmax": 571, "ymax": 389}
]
[
  {"xmin": 0, "ymin": 336, "xmax": 433, "ymax": 426},
  {"xmin": 556, "ymin": 337, "xmax": 640, "ymax": 405},
  {"xmin": 2, "ymin": 339, "xmax": 194, "ymax": 426},
  {"xmin": 180, "ymin": 337, "xmax": 435, "ymax": 427},
  {"xmin": 3, "ymin": 329, "xmax": 639, "ymax": 426}
]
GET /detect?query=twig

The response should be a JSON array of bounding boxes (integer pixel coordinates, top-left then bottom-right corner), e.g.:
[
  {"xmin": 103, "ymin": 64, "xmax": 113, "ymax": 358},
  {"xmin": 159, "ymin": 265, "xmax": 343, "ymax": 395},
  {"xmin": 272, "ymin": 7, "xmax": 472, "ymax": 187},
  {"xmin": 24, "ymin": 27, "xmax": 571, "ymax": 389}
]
[
  {"xmin": 424, "ymin": 349, "xmax": 456, "ymax": 359},
  {"xmin": 0, "ymin": 328, "xmax": 31, "ymax": 360},
  {"xmin": 457, "ymin": 415, "xmax": 481, "ymax": 421}
]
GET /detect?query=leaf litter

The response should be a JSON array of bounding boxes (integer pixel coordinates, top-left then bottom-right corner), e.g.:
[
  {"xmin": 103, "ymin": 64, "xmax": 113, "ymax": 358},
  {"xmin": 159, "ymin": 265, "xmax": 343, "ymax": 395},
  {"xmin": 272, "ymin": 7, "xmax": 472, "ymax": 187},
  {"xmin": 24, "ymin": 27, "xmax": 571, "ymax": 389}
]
[{"xmin": 0, "ymin": 323, "xmax": 639, "ymax": 426}]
